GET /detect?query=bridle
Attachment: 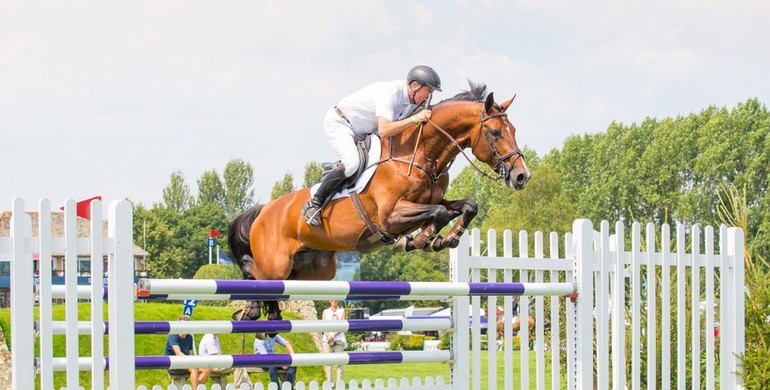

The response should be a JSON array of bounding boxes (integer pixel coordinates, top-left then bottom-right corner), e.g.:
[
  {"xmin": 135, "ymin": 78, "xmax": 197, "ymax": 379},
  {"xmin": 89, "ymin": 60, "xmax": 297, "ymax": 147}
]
[
  {"xmin": 368, "ymin": 107, "xmax": 524, "ymax": 185},
  {"xmin": 422, "ymin": 109, "xmax": 524, "ymax": 183},
  {"xmin": 475, "ymin": 111, "xmax": 525, "ymax": 182}
]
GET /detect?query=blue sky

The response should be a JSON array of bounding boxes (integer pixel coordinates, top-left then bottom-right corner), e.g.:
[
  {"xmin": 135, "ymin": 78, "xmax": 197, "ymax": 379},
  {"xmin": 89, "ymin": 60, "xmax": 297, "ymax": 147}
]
[{"xmin": 2, "ymin": 1, "xmax": 768, "ymax": 209}]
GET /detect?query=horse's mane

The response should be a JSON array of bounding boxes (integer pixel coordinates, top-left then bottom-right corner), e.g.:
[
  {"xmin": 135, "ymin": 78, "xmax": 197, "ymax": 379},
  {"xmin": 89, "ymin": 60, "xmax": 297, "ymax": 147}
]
[{"xmin": 436, "ymin": 80, "xmax": 488, "ymax": 105}]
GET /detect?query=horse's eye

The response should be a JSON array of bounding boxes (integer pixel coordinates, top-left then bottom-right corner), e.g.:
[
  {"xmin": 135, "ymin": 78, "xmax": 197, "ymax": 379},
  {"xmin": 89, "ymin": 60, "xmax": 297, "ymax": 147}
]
[{"xmin": 490, "ymin": 129, "xmax": 501, "ymax": 137}]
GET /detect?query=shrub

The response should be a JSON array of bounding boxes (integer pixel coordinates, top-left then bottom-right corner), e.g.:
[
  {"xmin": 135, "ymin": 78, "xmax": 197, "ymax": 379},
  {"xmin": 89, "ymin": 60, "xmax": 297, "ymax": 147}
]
[{"xmin": 193, "ymin": 264, "xmax": 242, "ymax": 306}]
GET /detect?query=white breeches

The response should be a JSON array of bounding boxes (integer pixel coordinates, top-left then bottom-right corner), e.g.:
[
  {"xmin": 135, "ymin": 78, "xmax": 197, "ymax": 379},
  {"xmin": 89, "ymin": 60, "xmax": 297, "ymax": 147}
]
[{"xmin": 324, "ymin": 109, "xmax": 363, "ymax": 178}]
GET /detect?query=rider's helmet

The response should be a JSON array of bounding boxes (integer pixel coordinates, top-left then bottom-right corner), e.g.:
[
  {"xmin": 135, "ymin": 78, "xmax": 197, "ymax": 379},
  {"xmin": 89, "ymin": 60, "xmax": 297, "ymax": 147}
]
[{"xmin": 407, "ymin": 65, "xmax": 442, "ymax": 92}]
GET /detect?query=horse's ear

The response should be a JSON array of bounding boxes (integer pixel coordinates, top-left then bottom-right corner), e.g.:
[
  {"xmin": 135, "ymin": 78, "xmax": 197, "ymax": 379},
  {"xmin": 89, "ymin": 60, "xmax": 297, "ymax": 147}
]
[
  {"xmin": 500, "ymin": 95, "xmax": 515, "ymax": 112},
  {"xmin": 484, "ymin": 92, "xmax": 495, "ymax": 113}
]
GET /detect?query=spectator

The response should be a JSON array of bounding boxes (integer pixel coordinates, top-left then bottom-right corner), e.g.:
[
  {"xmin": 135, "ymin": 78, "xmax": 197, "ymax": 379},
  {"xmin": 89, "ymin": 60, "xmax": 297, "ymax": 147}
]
[
  {"xmin": 254, "ymin": 332, "xmax": 297, "ymax": 387},
  {"xmin": 163, "ymin": 315, "xmax": 200, "ymax": 388},
  {"xmin": 197, "ymin": 332, "xmax": 252, "ymax": 387},
  {"xmin": 321, "ymin": 300, "xmax": 347, "ymax": 384}
]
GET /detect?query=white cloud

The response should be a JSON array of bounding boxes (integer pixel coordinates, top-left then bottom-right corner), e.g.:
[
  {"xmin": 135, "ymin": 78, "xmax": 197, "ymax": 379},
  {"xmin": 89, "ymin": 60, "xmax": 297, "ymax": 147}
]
[{"xmin": 1, "ymin": 0, "xmax": 768, "ymax": 208}]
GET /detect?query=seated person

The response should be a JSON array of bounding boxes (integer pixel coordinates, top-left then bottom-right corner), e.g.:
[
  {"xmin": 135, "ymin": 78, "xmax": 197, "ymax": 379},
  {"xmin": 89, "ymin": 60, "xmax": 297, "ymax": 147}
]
[
  {"xmin": 163, "ymin": 315, "xmax": 200, "ymax": 388},
  {"xmin": 196, "ymin": 332, "xmax": 252, "ymax": 387},
  {"xmin": 254, "ymin": 332, "xmax": 297, "ymax": 387}
]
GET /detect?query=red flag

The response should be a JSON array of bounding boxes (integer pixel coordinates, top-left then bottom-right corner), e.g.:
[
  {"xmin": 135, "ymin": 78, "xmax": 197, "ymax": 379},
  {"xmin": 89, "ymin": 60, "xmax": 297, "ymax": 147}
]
[
  {"xmin": 59, "ymin": 196, "xmax": 102, "ymax": 220},
  {"xmin": 209, "ymin": 229, "xmax": 223, "ymax": 238}
]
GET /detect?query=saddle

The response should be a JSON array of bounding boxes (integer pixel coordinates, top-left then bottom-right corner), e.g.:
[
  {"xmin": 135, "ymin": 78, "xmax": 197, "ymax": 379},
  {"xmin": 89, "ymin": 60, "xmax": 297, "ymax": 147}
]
[{"xmin": 320, "ymin": 136, "xmax": 371, "ymax": 190}]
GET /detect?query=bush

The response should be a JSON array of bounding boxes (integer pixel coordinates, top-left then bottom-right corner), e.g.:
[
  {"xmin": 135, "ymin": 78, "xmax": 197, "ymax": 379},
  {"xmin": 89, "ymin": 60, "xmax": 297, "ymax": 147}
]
[
  {"xmin": 193, "ymin": 264, "xmax": 242, "ymax": 306},
  {"xmin": 389, "ymin": 334, "xmax": 427, "ymax": 351}
]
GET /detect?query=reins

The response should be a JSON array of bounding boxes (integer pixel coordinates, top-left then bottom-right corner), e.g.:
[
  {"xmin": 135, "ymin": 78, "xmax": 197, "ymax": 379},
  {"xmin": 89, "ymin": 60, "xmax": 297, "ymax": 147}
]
[{"xmin": 363, "ymin": 108, "xmax": 523, "ymax": 185}]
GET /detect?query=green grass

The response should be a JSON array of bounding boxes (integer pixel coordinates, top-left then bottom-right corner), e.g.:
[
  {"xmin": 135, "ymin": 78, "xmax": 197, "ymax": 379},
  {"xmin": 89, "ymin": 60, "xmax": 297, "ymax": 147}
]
[
  {"xmin": 1, "ymin": 304, "xmax": 566, "ymax": 389},
  {"xmin": 346, "ymin": 350, "xmax": 563, "ymax": 389},
  {"xmin": 0, "ymin": 302, "xmax": 324, "ymax": 389}
]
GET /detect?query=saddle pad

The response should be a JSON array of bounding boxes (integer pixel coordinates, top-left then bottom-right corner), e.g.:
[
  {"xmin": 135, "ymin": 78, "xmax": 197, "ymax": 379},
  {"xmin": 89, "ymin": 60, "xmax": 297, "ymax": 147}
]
[{"xmin": 310, "ymin": 135, "xmax": 382, "ymax": 200}]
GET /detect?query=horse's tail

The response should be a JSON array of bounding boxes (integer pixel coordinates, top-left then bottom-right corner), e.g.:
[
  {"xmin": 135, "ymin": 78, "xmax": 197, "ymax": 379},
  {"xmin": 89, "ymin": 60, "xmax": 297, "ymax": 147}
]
[{"xmin": 228, "ymin": 204, "xmax": 264, "ymax": 279}]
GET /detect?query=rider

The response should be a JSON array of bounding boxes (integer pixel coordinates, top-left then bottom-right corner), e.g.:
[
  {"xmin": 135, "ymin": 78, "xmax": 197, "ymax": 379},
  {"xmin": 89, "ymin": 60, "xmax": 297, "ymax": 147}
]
[{"xmin": 302, "ymin": 65, "xmax": 442, "ymax": 226}]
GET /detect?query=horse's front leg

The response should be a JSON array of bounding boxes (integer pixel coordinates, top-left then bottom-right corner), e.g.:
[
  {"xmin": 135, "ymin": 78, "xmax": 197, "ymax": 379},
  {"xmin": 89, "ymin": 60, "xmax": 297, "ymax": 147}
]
[
  {"xmin": 384, "ymin": 200, "xmax": 451, "ymax": 252},
  {"xmin": 432, "ymin": 198, "xmax": 478, "ymax": 250}
]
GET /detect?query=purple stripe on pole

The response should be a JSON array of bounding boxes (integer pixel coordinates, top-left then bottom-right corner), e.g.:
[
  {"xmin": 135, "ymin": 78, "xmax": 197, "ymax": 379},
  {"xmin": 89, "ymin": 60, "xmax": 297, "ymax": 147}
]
[
  {"xmin": 348, "ymin": 281, "xmax": 411, "ymax": 295},
  {"xmin": 348, "ymin": 319, "xmax": 404, "ymax": 332},
  {"xmin": 345, "ymin": 294, "xmax": 421, "ymax": 300},
  {"xmin": 232, "ymin": 320, "xmax": 293, "ymax": 333},
  {"xmin": 232, "ymin": 354, "xmax": 293, "ymax": 367},
  {"xmin": 348, "ymin": 352, "xmax": 403, "ymax": 364},
  {"xmin": 134, "ymin": 356, "xmax": 172, "ymax": 369},
  {"xmin": 134, "ymin": 322, "xmax": 172, "ymax": 334},
  {"xmin": 231, "ymin": 294, "xmax": 290, "ymax": 300},
  {"xmin": 215, "ymin": 280, "xmax": 286, "ymax": 294},
  {"xmin": 468, "ymin": 282, "xmax": 525, "ymax": 296}
]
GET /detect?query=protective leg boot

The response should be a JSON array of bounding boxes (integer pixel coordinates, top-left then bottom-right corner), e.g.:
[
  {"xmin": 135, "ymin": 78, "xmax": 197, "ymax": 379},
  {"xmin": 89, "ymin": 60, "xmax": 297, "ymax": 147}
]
[{"xmin": 303, "ymin": 167, "xmax": 349, "ymax": 226}]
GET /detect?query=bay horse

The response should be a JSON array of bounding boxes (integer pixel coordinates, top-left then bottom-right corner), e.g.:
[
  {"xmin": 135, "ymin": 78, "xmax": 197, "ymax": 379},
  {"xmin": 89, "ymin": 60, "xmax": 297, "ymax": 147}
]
[
  {"xmin": 228, "ymin": 82, "xmax": 530, "ymax": 319},
  {"xmin": 485, "ymin": 304, "xmax": 536, "ymax": 341}
]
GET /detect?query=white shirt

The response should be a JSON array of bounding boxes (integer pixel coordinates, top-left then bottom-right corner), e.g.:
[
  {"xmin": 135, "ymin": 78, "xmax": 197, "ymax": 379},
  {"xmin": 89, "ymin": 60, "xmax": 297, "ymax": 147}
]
[
  {"xmin": 198, "ymin": 333, "xmax": 221, "ymax": 356},
  {"xmin": 335, "ymin": 80, "xmax": 417, "ymax": 137}
]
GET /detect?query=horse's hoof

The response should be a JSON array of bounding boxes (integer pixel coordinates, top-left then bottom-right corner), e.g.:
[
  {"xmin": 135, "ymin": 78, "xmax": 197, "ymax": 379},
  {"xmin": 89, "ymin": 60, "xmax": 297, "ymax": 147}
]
[
  {"xmin": 392, "ymin": 236, "xmax": 409, "ymax": 252},
  {"xmin": 423, "ymin": 235, "xmax": 443, "ymax": 252},
  {"xmin": 445, "ymin": 235, "xmax": 461, "ymax": 249}
]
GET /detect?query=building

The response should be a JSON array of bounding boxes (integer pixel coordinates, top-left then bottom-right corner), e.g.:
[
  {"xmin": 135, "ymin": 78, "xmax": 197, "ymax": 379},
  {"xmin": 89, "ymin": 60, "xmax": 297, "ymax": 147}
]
[{"xmin": 0, "ymin": 210, "xmax": 149, "ymax": 308}]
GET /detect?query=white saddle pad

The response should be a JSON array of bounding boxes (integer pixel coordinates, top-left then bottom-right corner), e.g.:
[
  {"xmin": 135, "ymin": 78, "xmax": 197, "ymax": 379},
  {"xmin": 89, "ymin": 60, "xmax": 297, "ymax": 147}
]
[{"xmin": 310, "ymin": 135, "xmax": 382, "ymax": 200}]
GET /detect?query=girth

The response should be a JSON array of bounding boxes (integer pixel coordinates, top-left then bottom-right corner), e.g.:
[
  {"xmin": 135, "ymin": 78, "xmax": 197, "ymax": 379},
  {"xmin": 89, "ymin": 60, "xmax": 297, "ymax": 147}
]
[{"xmin": 349, "ymin": 192, "xmax": 396, "ymax": 245}]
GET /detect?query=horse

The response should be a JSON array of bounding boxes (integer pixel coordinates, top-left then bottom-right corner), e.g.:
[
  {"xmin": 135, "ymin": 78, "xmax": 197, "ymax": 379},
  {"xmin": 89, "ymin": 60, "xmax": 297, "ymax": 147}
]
[
  {"xmin": 484, "ymin": 304, "xmax": 536, "ymax": 341},
  {"xmin": 228, "ymin": 81, "xmax": 530, "ymax": 320}
]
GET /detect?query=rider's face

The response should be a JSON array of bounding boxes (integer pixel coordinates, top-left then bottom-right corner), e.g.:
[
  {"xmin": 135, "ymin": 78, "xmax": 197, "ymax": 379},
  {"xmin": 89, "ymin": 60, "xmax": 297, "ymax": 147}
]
[{"xmin": 410, "ymin": 83, "xmax": 434, "ymax": 105}]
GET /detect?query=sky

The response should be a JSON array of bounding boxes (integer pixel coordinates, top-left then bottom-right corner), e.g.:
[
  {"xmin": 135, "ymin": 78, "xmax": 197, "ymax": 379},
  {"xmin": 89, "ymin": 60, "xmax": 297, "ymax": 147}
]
[{"xmin": 2, "ymin": 1, "xmax": 769, "ymax": 211}]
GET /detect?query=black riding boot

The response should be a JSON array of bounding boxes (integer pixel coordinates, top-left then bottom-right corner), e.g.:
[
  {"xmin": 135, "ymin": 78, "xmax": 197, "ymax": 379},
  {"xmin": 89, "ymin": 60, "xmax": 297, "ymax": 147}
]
[{"xmin": 302, "ymin": 167, "xmax": 349, "ymax": 226}]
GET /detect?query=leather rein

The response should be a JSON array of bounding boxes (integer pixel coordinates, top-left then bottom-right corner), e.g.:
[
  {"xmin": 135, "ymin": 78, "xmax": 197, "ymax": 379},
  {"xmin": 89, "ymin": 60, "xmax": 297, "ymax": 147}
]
[{"xmin": 367, "ymin": 110, "xmax": 524, "ymax": 184}]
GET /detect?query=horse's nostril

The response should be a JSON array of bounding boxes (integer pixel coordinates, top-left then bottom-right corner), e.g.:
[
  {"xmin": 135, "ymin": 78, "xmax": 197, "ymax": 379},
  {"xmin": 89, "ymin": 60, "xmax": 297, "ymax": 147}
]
[{"xmin": 516, "ymin": 173, "xmax": 526, "ymax": 183}]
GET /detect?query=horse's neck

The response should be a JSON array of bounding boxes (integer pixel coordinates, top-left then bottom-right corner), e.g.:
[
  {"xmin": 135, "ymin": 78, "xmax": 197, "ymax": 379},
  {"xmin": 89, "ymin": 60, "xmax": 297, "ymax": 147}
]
[{"xmin": 383, "ymin": 104, "xmax": 477, "ymax": 170}]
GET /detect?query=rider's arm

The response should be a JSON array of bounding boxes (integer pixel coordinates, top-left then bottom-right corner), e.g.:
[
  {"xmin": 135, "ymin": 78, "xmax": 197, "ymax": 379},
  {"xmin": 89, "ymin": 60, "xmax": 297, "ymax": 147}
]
[{"xmin": 377, "ymin": 109, "xmax": 432, "ymax": 138}]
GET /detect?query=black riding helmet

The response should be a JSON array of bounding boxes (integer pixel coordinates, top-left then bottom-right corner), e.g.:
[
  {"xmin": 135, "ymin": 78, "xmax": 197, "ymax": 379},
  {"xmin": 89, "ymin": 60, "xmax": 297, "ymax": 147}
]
[{"xmin": 407, "ymin": 65, "xmax": 442, "ymax": 92}]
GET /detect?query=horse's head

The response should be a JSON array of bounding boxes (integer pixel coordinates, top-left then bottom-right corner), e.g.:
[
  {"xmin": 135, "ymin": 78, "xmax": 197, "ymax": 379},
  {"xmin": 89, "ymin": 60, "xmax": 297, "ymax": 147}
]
[{"xmin": 469, "ymin": 92, "xmax": 530, "ymax": 190}]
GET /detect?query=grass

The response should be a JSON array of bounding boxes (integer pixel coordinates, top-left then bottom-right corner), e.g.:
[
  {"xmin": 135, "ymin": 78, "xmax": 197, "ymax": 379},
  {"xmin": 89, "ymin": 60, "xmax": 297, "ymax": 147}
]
[
  {"xmin": 0, "ymin": 302, "xmax": 324, "ymax": 389},
  {"xmin": 1, "ymin": 303, "xmax": 565, "ymax": 389},
  {"xmin": 346, "ymin": 350, "xmax": 562, "ymax": 389}
]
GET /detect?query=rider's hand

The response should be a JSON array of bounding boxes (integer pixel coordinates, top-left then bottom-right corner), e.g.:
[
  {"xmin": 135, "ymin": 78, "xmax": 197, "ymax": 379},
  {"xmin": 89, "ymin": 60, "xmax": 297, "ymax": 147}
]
[{"xmin": 413, "ymin": 110, "xmax": 432, "ymax": 124}]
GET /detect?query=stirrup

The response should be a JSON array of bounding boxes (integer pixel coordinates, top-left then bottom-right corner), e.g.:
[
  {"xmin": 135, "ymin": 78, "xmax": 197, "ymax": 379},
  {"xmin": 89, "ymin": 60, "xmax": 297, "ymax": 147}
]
[{"xmin": 302, "ymin": 201, "xmax": 323, "ymax": 226}]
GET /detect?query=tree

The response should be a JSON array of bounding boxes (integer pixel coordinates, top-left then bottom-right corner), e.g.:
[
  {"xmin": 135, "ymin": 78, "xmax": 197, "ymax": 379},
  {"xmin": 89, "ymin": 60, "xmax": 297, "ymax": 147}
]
[
  {"xmin": 359, "ymin": 248, "xmax": 448, "ymax": 314},
  {"xmin": 223, "ymin": 159, "xmax": 255, "ymax": 218},
  {"xmin": 131, "ymin": 202, "xmax": 185, "ymax": 278},
  {"xmin": 303, "ymin": 161, "xmax": 323, "ymax": 188},
  {"xmin": 162, "ymin": 171, "xmax": 193, "ymax": 214},
  {"xmin": 197, "ymin": 169, "xmax": 225, "ymax": 207},
  {"xmin": 446, "ymin": 147, "xmax": 540, "ymax": 230},
  {"xmin": 481, "ymin": 164, "xmax": 577, "ymax": 244},
  {"xmin": 271, "ymin": 172, "xmax": 295, "ymax": 200}
]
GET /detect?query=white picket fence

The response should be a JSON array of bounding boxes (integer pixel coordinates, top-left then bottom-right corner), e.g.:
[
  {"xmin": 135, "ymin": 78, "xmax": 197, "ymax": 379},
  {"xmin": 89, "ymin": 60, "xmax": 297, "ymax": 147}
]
[
  {"xmin": 451, "ymin": 220, "xmax": 745, "ymax": 390},
  {"xmin": 2, "ymin": 199, "xmax": 745, "ymax": 389}
]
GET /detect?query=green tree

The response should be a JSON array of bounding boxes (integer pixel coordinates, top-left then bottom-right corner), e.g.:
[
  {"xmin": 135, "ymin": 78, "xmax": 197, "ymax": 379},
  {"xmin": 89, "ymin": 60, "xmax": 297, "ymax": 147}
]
[
  {"xmin": 446, "ymin": 147, "xmax": 540, "ymax": 229},
  {"xmin": 197, "ymin": 169, "xmax": 225, "ymax": 207},
  {"xmin": 481, "ymin": 164, "xmax": 576, "ymax": 239},
  {"xmin": 162, "ymin": 171, "xmax": 193, "ymax": 213},
  {"xmin": 132, "ymin": 203, "xmax": 185, "ymax": 278},
  {"xmin": 223, "ymin": 159, "xmax": 255, "ymax": 218},
  {"xmin": 303, "ymin": 161, "xmax": 323, "ymax": 188},
  {"xmin": 359, "ymin": 248, "xmax": 448, "ymax": 314},
  {"xmin": 271, "ymin": 172, "xmax": 295, "ymax": 200}
]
